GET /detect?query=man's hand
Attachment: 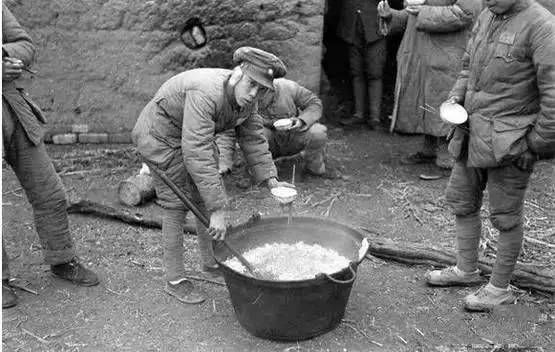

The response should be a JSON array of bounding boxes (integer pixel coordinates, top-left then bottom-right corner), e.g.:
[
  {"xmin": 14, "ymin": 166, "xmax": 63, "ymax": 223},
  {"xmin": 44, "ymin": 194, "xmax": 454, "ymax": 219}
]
[
  {"xmin": 208, "ymin": 209, "xmax": 228, "ymax": 241},
  {"xmin": 377, "ymin": 1, "xmax": 392, "ymax": 19},
  {"xmin": 267, "ymin": 177, "xmax": 295, "ymax": 189},
  {"xmin": 2, "ymin": 57, "xmax": 23, "ymax": 82},
  {"xmin": 445, "ymin": 96, "xmax": 462, "ymax": 105},
  {"xmin": 405, "ymin": 5, "xmax": 422, "ymax": 15},
  {"xmin": 286, "ymin": 117, "xmax": 305, "ymax": 131},
  {"xmin": 218, "ymin": 165, "xmax": 232, "ymax": 175},
  {"xmin": 514, "ymin": 150, "xmax": 537, "ymax": 172}
]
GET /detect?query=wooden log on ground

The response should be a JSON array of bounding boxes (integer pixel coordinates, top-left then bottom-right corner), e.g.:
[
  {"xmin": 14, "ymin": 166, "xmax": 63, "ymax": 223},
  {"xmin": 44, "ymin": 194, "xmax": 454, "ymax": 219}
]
[
  {"xmin": 118, "ymin": 173, "xmax": 156, "ymax": 206},
  {"xmin": 364, "ymin": 235, "xmax": 554, "ymax": 295},
  {"xmin": 67, "ymin": 200, "xmax": 197, "ymax": 233},
  {"xmin": 65, "ymin": 203, "xmax": 554, "ymax": 294}
]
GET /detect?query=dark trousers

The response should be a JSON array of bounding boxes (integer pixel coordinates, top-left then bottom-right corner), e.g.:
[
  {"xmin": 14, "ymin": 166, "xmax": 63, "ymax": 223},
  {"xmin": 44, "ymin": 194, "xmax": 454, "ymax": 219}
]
[
  {"xmin": 445, "ymin": 161, "xmax": 532, "ymax": 287},
  {"xmin": 348, "ymin": 18, "xmax": 386, "ymax": 121},
  {"xmin": 2, "ymin": 106, "xmax": 75, "ymax": 279}
]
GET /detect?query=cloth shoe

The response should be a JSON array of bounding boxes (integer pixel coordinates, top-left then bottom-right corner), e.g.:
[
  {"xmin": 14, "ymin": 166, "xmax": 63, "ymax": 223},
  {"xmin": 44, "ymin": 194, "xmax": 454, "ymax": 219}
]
[
  {"xmin": 425, "ymin": 266, "xmax": 483, "ymax": 287},
  {"xmin": 339, "ymin": 115, "xmax": 366, "ymax": 126},
  {"xmin": 202, "ymin": 264, "xmax": 224, "ymax": 279},
  {"xmin": 51, "ymin": 258, "xmax": 99, "ymax": 286},
  {"xmin": 400, "ymin": 151, "xmax": 436, "ymax": 165},
  {"xmin": 165, "ymin": 279, "xmax": 206, "ymax": 304},
  {"xmin": 367, "ymin": 119, "xmax": 381, "ymax": 131},
  {"xmin": 2, "ymin": 279, "xmax": 18, "ymax": 309},
  {"xmin": 464, "ymin": 283, "xmax": 516, "ymax": 312}
]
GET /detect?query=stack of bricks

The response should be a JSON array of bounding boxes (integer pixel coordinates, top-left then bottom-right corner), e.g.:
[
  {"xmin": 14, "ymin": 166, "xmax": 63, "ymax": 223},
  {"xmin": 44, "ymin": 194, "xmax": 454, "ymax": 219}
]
[{"xmin": 47, "ymin": 124, "xmax": 132, "ymax": 144}]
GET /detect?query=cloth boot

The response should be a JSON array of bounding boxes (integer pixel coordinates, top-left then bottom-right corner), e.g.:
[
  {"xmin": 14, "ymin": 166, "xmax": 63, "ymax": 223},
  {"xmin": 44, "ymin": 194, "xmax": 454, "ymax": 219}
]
[
  {"xmin": 490, "ymin": 224, "xmax": 524, "ymax": 288},
  {"xmin": 162, "ymin": 208, "xmax": 187, "ymax": 282},
  {"xmin": 455, "ymin": 212, "xmax": 482, "ymax": 273}
]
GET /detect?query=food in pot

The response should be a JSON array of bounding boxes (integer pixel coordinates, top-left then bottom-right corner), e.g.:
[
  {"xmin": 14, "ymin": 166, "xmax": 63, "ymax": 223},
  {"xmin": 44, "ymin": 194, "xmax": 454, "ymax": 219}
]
[{"xmin": 223, "ymin": 242, "xmax": 350, "ymax": 280}]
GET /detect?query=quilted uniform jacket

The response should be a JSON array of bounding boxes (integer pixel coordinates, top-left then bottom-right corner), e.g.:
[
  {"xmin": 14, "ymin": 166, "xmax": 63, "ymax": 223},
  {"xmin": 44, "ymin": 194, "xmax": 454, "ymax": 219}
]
[
  {"xmin": 132, "ymin": 68, "xmax": 277, "ymax": 212},
  {"xmin": 449, "ymin": 0, "xmax": 555, "ymax": 166},
  {"xmin": 2, "ymin": 4, "xmax": 46, "ymax": 146},
  {"xmin": 387, "ymin": 0, "xmax": 482, "ymax": 136}
]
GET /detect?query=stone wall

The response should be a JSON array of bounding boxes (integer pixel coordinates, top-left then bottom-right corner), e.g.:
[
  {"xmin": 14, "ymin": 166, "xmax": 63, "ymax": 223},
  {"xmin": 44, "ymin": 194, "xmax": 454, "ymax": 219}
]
[{"xmin": 7, "ymin": 0, "xmax": 324, "ymax": 134}]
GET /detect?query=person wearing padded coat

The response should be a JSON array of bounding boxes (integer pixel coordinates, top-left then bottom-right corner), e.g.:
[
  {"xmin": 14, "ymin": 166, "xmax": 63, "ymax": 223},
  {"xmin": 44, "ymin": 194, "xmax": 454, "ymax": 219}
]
[
  {"xmin": 132, "ymin": 47, "xmax": 294, "ymax": 304},
  {"xmin": 378, "ymin": 0, "xmax": 483, "ymax": 170},
  {"xmin": 215, "ymin": 78, "xmax": 329, "ymax": 178},
  {"xmin": 2, "ymin": 4, "xmax": 99, "ymax": 309},
  {"xmin": 425, "ymin": 0, "xmax": 555, "ymax": 311}
]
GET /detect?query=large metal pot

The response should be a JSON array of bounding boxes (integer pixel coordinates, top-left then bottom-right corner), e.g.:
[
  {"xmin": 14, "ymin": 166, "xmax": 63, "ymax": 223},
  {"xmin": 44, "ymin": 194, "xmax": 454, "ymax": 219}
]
[{"xmin": 213, "ymin": 216, "xmax": 366, "ymax": 341}]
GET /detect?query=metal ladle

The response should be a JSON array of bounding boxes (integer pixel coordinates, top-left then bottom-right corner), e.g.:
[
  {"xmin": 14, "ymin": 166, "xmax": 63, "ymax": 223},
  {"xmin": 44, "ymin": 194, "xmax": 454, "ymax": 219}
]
[{"xmin": 142, "ymin": 159, "xmax": 260, "ymax": 278}]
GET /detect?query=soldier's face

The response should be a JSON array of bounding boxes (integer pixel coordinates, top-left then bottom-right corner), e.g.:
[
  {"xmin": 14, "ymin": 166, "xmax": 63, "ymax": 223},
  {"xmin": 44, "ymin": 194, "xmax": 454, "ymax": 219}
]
[
  {"xmin": 485, "ymin": 0, "xmax": 518, "ymax": 14},
  {"xmin": 234, "ymin": 75, "xmax": 264, "ymax": 107}
]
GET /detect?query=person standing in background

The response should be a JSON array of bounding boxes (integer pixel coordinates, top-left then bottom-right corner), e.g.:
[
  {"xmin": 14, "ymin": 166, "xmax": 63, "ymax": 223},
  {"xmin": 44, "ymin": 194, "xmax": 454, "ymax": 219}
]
[
  {"xmin": 2, "ymin": 4, "xmax": 99, "ymax": 309},
  {"xmin": 337, "ymin": 0, "xmax": 387, "ymax": 130},
  {"xmin": 378, "ymin": 0, "xmax": 482, "ymax": 171}
]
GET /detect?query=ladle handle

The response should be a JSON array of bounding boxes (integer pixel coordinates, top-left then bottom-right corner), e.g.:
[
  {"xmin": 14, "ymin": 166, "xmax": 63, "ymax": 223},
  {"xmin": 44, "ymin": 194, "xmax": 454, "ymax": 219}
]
[
  {"xmin": 324, "ymin": 264, "xmax": 357, "ymax": 285},
  {"xmin": 142, "ymin": 159, "xmax": 210, "ymax": 228}
]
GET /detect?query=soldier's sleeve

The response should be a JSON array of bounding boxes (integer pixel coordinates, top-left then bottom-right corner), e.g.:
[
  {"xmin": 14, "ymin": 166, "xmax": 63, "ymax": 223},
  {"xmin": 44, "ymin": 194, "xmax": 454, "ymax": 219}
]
[
  {"xmin": 181, "ymin": 90, "xmax": 228, "ymax": 212},
  {"xmin": 448, "ymin": 11, "xmax": 484, "ymax": 102},
  {"xmin": 415, "ymin": 0, "xmax": 482, "ymax": 33},
  {"xmin": 236, "ymin": 110, "xmax": 277, "ymax": 184},
  {"xmin": 289, "ymin": 81, "xmax": 322, "ymax": 130},
  {"xmin": 215, "ymin": 129, "xmax": 236, "ymax": 171},
  {"xmin": 385, "ymin": 9, "xmax": 410, "ymax": 35},
  {"xmin": 2, "ymin": 5, "xmax": 35, "ymax": 66},
  {"xmin": 526, "ymin": 16, "xmax": 555, "ymax": 159}
]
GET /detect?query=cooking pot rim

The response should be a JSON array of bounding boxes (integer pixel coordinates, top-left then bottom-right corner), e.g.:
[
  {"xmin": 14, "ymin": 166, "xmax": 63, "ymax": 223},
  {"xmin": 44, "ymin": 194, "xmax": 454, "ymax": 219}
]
[{"xmin": 214, "ymin": 215, "xmax": 365, "ymax": 284}]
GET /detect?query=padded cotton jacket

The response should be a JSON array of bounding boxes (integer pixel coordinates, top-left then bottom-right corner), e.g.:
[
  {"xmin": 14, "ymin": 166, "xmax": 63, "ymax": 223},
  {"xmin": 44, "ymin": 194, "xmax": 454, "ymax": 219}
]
[
  {"xmin": 449, "ymin": 0, "xmax": 555, "ymax": 166},
  {"xmin": 132, "ymin": 68, "xmax": 277, "ymax": 211}
]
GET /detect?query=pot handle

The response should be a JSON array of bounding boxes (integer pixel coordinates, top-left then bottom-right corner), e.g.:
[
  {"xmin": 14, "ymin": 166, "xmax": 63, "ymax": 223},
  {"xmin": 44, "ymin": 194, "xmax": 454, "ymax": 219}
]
[{"xmin": 324, "ymin": 263, "xmax": 356, "ymax": 285}]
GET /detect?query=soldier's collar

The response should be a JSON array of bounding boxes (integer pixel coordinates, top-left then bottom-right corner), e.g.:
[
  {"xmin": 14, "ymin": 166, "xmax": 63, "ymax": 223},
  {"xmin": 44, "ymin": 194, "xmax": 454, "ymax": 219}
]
[
  {"xmin": 500, "ymin": 0, "xmax": 531, "ymax": 18},
  {"xmin": 224, "ymin": 77, "xmax": 241, "ymax": 112}
]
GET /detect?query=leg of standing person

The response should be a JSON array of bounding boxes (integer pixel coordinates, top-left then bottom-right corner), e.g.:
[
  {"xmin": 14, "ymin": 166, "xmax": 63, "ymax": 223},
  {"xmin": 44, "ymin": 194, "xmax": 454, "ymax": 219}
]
[
  {"xmin": 366, "ymin": 39, "xmax": 387, "ymax": 129},
  {"xmin": 426, "ymin": 161, "xmax": 485, "ymax": 287},
  {"xmin": 401, "ymin": 134, "xmax": 438, "ymax": 165},
  {"xmin": 341, "ymin": 18, "xmax": 367, "ymax": 126},
  {"xmin": 151, "ymin": 155, "xmax": 205, "ymax": 304},
  {"xmin": 464, "ymin": 163, "xmax": 531, "ymax": 311},
  {"xmin": 2, "ymin": 110, "xmax": 98, "ymax": 301}
]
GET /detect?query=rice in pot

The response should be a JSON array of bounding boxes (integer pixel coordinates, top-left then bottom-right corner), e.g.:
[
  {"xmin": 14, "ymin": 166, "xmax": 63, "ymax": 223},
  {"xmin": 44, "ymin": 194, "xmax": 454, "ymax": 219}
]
[{"xmin": 223, "ymin": 242, "xmax": 351, "ymax": 280}]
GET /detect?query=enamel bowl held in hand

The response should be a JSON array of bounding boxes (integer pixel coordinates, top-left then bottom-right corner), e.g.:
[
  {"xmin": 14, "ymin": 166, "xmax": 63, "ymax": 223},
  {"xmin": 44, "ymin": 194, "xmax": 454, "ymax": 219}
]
[
  {"xmin": 273, "ymin": 118, "xmax": 293, "ymax": 130},
  {"xmin": 439, "ymin": 102, "xmax": 468, "ymax": 125},
  {"xmin": 271, "ymin": 186, "xmax": 297, "ymax": 204}
]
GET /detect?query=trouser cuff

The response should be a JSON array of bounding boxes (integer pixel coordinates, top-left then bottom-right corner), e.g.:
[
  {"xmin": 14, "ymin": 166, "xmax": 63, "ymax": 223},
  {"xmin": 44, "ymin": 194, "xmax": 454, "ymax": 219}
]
[{"xmin": 43, "ymin": 247, "xmax": 76, "ymax": 266}]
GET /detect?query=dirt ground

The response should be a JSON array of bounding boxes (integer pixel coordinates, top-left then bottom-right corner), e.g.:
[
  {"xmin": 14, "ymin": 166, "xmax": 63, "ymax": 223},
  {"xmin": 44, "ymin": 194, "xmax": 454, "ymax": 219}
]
[{"xmin": 2, "ymin": 127, "xmax": 554, "ymax": 352}]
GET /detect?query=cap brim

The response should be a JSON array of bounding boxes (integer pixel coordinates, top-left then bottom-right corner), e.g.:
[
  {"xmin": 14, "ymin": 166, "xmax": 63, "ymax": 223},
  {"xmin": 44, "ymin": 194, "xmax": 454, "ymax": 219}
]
[{"xmin": 244, "ymin": 70, "xmax": 274, "ymax": 90}]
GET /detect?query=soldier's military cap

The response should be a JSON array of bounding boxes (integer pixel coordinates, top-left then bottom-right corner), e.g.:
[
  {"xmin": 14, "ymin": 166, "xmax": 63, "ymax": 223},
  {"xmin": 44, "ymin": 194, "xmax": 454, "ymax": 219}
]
[{"xmin": 233, "ymin": 46, "xmax": 287, "ymax": 90}]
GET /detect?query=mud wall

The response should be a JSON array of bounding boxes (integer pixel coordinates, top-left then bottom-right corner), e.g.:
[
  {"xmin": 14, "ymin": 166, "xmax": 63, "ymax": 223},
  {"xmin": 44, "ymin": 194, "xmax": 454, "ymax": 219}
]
[{"xmin": 7, "ymin": 0, "xmax": 324, "ymax": 134}]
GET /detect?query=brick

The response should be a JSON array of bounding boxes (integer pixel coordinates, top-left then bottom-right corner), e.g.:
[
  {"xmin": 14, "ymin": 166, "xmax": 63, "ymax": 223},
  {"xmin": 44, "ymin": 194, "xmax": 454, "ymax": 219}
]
[
  {"xmin": 52, "ymin": 133, "xmax": 78, "ymax": 145},
  {"xmin": 78, "ymin": 133, "xmax": 109, "ymax": 144},
  {"xmin": 71, "ymin": 124, "xmax": 89, "ymax": 133},
  {"xmin": 107, "ymin": 132, "xmax": 132, "ymax": 144}
]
